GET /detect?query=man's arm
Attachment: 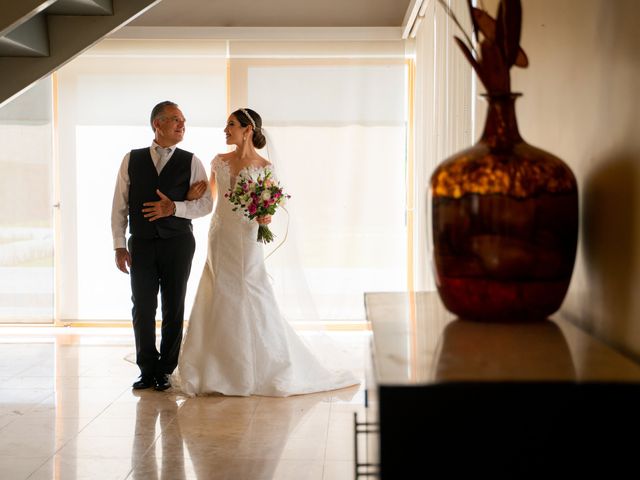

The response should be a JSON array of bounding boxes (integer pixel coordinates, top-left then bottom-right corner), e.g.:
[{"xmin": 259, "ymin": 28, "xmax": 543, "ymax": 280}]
[
  {"xmin": 112, "ymin": 153, "xmax": 131, "ymax": 273},
  {"xmin": 111, "ymin": 153, "xmax": 130, "ymax": 250},
  {"xmin": 142, "ymin": 190, "xmax": 177, "ymax": 221},
  {"xmin": 173, "ymin": 154, "xmax": 214, "ymax": 219}
]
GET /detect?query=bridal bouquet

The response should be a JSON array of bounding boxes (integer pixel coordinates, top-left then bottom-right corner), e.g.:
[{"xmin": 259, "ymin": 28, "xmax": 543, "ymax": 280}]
[{"xmin": 226, "ymin": 169, "xmax": 290, "ymax": 243}]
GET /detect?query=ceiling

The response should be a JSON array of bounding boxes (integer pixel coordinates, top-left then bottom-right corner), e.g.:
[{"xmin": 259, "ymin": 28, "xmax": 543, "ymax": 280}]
[{"xmin": 129, "ymin": 0, "xmax": 412, "ymax": 28}]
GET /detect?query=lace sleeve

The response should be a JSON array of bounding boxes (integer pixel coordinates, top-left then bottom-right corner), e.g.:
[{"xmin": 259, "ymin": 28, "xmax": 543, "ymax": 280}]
[
  {"xmin": 211, "ymin": 154, "xmax": 224, "ymax": 172},
  {"xmin": 266, "ymin": 163, "xmax": 279, "ymax": 182}
]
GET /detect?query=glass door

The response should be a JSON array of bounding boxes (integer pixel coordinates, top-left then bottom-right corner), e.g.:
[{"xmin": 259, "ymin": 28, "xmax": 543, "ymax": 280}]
[{"xmin": 0, "ymin": 79, "xmax": 54, "ymax": 323}]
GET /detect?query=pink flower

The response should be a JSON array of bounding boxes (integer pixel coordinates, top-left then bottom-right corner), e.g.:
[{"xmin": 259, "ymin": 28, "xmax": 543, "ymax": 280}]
[{"xmin": 248, "ymin": 203, "xmax": 257, "ymax": 215}]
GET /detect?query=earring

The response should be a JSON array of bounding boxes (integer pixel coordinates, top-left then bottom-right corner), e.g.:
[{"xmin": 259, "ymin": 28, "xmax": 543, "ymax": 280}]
[{"xmin": 243, "ymin": 136, "xmax": 247, "ymax": 141}]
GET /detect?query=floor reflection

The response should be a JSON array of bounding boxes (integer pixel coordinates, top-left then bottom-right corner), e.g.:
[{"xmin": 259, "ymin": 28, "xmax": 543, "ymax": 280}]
[
  {"xmin": 0, "ymin": 329, "xmax": 366, "ymax": 480},
  {"xmin": 131, "ymin": 390, "xmax": 185, "ymax": 480},
  {"xmin": 178, "ymin": 392, "xmax": 326, "ymax": 479}
]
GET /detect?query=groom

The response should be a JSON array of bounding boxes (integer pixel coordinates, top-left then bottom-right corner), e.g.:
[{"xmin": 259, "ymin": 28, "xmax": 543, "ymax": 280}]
[{"xmin": 111, "ymin": 101, "xmax": 212, "ymax": 391}]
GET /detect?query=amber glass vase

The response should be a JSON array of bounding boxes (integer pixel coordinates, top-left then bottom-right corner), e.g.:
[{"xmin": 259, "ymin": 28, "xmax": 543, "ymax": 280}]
[{"xmin": 430, "ymin": 94, "xmax": 578, "ymax": 321}]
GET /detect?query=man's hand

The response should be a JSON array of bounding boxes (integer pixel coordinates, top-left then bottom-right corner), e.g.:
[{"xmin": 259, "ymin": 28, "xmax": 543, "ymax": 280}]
[
  {"xmin": 115, "ymin": 248, "xmax": 132, "ymax": 274},
  {"xmin": 142, "ymin": 189, "xmax": 175, "ymax": 222}
]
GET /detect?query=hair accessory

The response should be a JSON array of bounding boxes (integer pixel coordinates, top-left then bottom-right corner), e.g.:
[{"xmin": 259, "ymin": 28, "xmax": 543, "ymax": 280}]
[{"xmin": 240, "ymin": 108, "xmax": 257, "ymax": 129}]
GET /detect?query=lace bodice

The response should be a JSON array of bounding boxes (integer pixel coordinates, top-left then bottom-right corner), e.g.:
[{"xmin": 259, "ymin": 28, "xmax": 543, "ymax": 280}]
[
  {"xmin": 210, "ymin": 155, "xmax": 274, "ymax": 226},
  {"xmin": 211, "ymin": 154, "xmax": 271, "ymax": 190}
]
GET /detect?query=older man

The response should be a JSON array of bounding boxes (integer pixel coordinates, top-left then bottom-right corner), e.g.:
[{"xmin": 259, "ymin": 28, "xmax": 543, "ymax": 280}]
[{"xmin": 111, "ymin": 100, "xmax": 212, "ymax": 391}]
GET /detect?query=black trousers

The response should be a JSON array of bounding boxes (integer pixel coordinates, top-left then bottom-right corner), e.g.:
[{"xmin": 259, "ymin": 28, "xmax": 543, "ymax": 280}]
[{"xmin": 128, "ymin": 232, "xmax": 195, "ymax": 378}]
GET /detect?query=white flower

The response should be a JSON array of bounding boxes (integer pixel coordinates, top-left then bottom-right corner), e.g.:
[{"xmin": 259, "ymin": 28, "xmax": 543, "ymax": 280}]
[{"xmin": 261, "ymin": 190, "xmax": 271, "ymax": 201}]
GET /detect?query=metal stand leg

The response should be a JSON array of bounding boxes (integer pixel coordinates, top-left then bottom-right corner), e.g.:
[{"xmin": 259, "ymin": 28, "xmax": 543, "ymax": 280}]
[{"xmin": 354, "ymin": 412, "xmax": 380, "ymax": 478}]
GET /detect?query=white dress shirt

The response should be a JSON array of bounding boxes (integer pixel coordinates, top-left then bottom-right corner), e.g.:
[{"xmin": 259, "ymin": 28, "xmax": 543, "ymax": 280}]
[{"xmin": 111, "ymin": 141, "xmax": 213, "ymax": 249}]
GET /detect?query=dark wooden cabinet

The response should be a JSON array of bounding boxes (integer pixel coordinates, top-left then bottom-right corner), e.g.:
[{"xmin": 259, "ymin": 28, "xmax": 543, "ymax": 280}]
[{"xmin": 363, "ymin": 292, "xmax": 640, "ymax": 478}]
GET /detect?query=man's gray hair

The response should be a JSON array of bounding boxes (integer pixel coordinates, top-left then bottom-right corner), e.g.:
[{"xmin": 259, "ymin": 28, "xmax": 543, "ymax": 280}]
[{"xmin": 150, "ymin": 101, "xmax": 178, "ymax": 130}]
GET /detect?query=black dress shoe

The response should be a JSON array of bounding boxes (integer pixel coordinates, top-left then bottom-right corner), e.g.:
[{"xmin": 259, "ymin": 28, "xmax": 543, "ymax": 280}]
[
  {"xmin": 132, "ymin": 375, "xmax": 154, "ymax": 389},
  {"xmin": 154, "ymin": 374, "xmax": 171, "ymax": 391}
]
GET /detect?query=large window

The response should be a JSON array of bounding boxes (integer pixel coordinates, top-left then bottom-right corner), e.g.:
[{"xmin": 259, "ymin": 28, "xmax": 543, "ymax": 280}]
[
  {"xmin": 0, "ymin": 80, "xmax": 54, "ymax": 323},
  {"xmin": 56, "ymin": 40, "xmax": 227, "ymax": 321},
  {"xmin": 230, "ymin": 54, "xmax": 407, "ymax": 320},
  {"xmin": 35, "ymin": 38, "xmax": 408, "ymax": 323}
]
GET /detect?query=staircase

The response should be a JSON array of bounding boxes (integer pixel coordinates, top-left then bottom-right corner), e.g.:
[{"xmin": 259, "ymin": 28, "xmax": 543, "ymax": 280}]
[{"xmin": 0, "ymin": 0, "xmax": 161, "ymax": 108}]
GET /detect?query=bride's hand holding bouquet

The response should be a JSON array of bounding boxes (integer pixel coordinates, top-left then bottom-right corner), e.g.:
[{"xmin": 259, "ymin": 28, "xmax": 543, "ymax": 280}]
[{"xmin": 226, "ymin": 169, "xmax": 290, "ymax": 243}]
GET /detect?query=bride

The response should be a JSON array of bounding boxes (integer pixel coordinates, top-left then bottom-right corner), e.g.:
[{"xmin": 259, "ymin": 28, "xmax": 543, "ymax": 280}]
[{"xmin": 175, "ymin": 108, "xmax": 358, "ymax": 397}]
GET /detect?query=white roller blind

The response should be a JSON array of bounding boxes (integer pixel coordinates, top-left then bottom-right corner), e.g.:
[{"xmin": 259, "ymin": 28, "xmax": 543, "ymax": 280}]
[
  {"xmin": 231, "ymin": 53, "xmax": 408, "ymax": 321},
  {"xmin": 248, "ymin": 64, "xmax": 405, "ymax": 125},
  {"xmin": 57, "ymin": 40, "xmax": 228, "ymax": 321},
  {"xmin": 55, "ymin": 38, "xmax": 409, "ymax": 322}
]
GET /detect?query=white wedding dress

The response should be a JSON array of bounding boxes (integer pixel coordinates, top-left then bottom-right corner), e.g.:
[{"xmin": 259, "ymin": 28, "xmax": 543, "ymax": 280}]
[{"xmin": 176, "ymin": 155, "xmax": 358, "ymax": 397}]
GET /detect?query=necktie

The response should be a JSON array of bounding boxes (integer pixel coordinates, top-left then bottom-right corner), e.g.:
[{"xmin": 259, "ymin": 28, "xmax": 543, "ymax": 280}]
[{"xmin": 154, "ymin": 146, "xmax": 171, "ymax": 173}]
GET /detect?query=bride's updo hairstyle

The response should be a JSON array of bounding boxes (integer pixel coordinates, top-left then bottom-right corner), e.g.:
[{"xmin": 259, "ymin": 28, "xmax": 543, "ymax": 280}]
[{"xmin": 233, "ymin": 108, "xmax": 266, "ymax": 149}]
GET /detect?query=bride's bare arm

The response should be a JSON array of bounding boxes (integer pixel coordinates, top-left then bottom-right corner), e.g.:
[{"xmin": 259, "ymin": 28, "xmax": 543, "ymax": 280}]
[
  {"xmin": 185, "ymin": 180, "xmax": 207, "ymax": 200},
  {"xmin": 186, "ymin": 168, "xmax": 216, "ymax": 202},
  {"xmin": 209, "ymin": 170, "xmax": 217, "ymax": 201}
]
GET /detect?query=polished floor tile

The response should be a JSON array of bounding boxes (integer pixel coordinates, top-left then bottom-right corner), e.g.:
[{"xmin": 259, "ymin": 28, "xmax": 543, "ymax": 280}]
[{"xmin": 0, "ymin": 328, "xmax": 368, "ymax": 479}]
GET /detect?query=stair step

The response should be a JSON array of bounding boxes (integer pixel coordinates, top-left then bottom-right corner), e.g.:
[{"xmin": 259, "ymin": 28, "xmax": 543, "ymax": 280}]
[
  {"xmin": 0, "ymin": 0, "xmax": 160, "ymax": 107},
  {"xmin": 0, "ymin": 1, "xmax": 114, "ymax": 58},
  {"xmin": 0, "ymin": 15, "xmax": 48, "ymax": 57},
  {"xmin": 46, "ymin": 0, "xmax": 113, "ymax": 16},
  {"xmin": 0, "ymin": 1, "xmax": 57, "ymax": 37}
]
